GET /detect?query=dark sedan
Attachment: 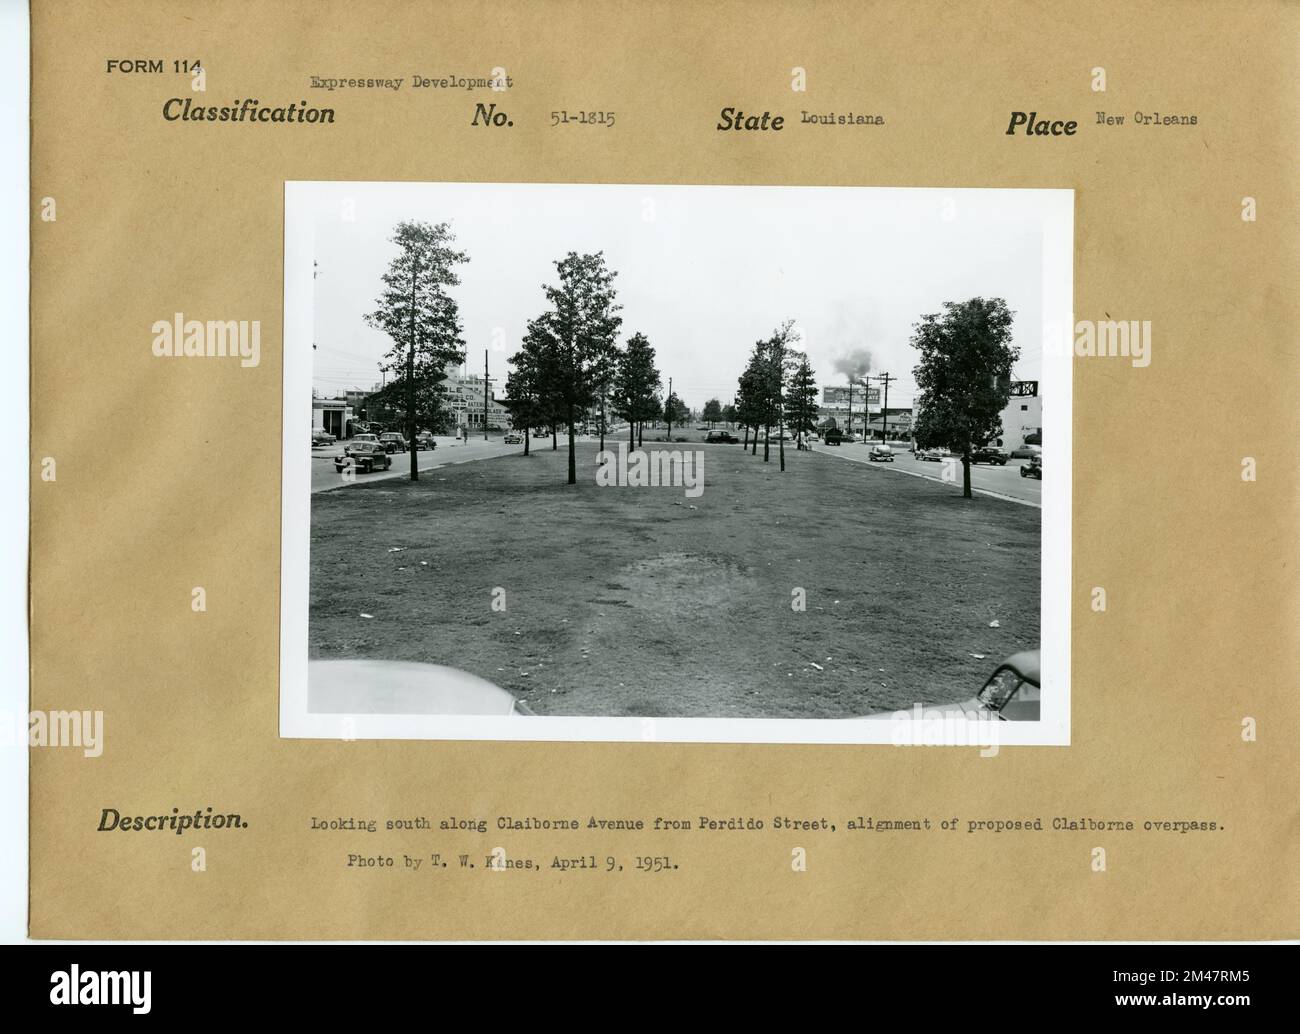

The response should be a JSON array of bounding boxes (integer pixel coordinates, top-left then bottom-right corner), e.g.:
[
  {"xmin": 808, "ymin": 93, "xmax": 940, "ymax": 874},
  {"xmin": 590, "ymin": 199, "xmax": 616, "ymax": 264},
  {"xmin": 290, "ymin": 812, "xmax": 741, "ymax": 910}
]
[
  {"xmin": 335, "ymin": 441, "xmax": 393, "ymax": 473},
  {"xmin": 971, "ymin": 446, "xmax": 1008, "ymax": 465}
]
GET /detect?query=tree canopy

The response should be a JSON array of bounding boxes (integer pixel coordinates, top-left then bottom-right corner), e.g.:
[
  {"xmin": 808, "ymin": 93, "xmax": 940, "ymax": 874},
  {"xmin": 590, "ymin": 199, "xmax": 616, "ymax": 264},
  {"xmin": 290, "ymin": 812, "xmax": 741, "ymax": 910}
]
[
  {"xmin": 910, "ymin": 297, "xmax": 1018, "ymax": 497},
  {"xmin": 363, "ymin": 219, "xmax": 468, "ymax": 479},
  {"xmin": 519, "ymin": 251, "xmax": 623, "ymax": 483}
]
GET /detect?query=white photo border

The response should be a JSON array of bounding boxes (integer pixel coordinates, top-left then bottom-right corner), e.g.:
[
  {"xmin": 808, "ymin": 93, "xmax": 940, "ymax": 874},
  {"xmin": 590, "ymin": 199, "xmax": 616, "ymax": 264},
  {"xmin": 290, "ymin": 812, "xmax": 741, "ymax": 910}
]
[{"xmin": 279, "ymin": 181, "xmax": 1073, "ymax": 746}]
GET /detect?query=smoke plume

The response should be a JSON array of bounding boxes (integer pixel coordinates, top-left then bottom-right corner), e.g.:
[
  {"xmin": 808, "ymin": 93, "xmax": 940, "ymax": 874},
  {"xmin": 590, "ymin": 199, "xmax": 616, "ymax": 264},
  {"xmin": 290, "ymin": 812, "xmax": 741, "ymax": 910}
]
[{"xmin": 832, "ymin": 348, "xmax": 873, "ymax": 382}]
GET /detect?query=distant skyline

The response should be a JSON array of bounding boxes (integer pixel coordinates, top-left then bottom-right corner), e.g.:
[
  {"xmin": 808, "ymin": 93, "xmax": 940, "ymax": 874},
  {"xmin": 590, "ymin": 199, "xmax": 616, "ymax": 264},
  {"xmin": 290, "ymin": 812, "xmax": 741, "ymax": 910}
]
[{"xmin": 311, "ymin": 183, "xmax": 1052, "ymax": 411}]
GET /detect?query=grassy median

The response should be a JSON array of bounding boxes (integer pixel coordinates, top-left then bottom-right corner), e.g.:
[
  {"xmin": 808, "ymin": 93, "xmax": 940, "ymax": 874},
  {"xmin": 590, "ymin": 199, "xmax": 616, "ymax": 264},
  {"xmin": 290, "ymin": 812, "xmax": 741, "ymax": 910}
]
[{"xmin": 308, "ymin": 442, "xmax": 1040, "ymax": 717}]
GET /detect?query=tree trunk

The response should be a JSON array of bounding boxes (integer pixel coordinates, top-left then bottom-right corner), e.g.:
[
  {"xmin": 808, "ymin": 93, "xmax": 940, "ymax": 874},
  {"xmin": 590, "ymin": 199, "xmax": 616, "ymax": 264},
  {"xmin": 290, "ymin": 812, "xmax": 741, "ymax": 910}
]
[
  {"xmin": 779, "ymin": 416, "xmax": 785, "ymax": 471},
  {"xmin": 599, "ymin": 394, "xmax": 606, "ymax": 453},
  {"xmin": 751, "ymin": 426, "xmax": 758, "ymax": 455},
  {"xmin": 629, "ymin": 419, "xmax": 635, "ymax": 448},
  {"xmin": 566, "ymin": 406, "xmax": 577, "ymax": 485},
  {"xmin": 637, "ymin": 421, "xmax": 643, "ymax": 448},
  {"xmin": 406, "ymin": 261, "xmax": 420, "ymax": 481},
  {"xmin": 763, "ymin": 423, "xmax": 770, "ymax": 462},
  {"xmin": 551, "ymin": 422, "xmax": 557, "ymax": 451},
  {"xmin": 742, "ymin": 425, "xmax": 749, "ymax": 448},
  {"xmin": 523, "ymin": 420, "xmax": 530, "ymax": 456},
  {"xmin": 962, "ymin": 451, "xmax": 972, "ymax": 498}
]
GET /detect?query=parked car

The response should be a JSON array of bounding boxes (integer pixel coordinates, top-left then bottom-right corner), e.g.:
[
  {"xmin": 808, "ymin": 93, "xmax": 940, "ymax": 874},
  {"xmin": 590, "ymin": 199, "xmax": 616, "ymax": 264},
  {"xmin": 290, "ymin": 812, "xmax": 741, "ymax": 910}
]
[
  {"xmin": 335, "ymin": 441, "xmax": 392, "ymax": 473},
  {"xmin": 1020, "ymin": 454, "xmax": 1042, "ymax": 479},
  {"xmin": 918, "ymin": 446, "xmax": 947, "ymax": 462},
  {"xmin": 971, "ymin": 445, "xmax": 1008, "ymax": 465},
  {"xmin": 350, "ymin": 433, "xmax": 379, "ymax": 447},
  {"xmin": 504, "ymin": 431, "xmax": 523, "ymax": 444},
  {"xmin": 378, "ymin": 432, "xmax": 408, "ymax": 454},
  {"xmin": 705, "ymin": 430, "xmax": 739, "ymax": 444},
  {"xmin": 1009, "ymin": 444, "xmax": 1041, "ymax": 459},
  {"xmin": 868, "ymin": 443, "xmax": 894, "ymax": 462},
  {"xmin": 312, "ymin": 430, "xmax": 336, "ymax": 447},
  {"xmin": 415, "ymin": 431, "xmax": 436, "ymax": 451}
]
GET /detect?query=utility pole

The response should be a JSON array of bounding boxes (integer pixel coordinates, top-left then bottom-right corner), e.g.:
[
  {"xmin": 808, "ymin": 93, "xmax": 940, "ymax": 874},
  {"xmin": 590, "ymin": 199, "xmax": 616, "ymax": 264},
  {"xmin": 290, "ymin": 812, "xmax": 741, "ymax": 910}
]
[
  {"xmin": 846, "ymin": 381, "xmax": 853, "ymax": 438},
  {"xmin": 667, "ymin": 376, "xmax": 673, "ymax": 439},
  {"xmin": 483, "ymin": 349, "xmax": 490, "ymax": 440},
  {"xmin": 873, "ymin": 372, "xmax": 894, "ymax": 442}
]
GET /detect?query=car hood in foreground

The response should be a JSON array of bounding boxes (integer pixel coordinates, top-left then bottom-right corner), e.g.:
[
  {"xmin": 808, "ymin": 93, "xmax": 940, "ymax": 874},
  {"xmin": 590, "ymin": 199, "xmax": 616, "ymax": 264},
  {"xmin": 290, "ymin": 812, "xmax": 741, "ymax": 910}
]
[
  {"xmin": 859, "ymin": 697, "xmax": 988, "ymax": 720},
  {"xmin": 308, "ymin": 659, "xmax": 528, "ymax": 715}
]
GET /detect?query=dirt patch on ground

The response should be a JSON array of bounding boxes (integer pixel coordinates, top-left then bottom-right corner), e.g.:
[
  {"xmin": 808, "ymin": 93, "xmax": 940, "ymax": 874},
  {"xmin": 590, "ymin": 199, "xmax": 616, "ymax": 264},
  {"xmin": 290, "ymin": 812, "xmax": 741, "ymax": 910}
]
[{"xmin": 309, "ymin": 442, "xmax": 1040, "ymax": 717}]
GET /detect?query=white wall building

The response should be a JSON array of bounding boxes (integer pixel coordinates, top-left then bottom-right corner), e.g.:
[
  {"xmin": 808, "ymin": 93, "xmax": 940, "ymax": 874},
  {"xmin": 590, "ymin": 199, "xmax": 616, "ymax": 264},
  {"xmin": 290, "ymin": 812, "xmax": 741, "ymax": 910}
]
[
  {"xmin": 995, "ymin": 389, "xmax": 1042, "ymax": 450},
  {"xmin": 312, "ymin": 396, "xmax": 352, "ymax": 438}
]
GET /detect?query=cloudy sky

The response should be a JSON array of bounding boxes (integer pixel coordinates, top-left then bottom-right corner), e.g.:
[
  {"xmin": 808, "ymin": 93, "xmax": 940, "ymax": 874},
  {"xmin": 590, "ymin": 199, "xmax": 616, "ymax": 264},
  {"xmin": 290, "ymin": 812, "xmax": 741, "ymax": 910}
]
[{"xmin": 310, "ymin": 182, "xmax": 1056, "ymax": 412}]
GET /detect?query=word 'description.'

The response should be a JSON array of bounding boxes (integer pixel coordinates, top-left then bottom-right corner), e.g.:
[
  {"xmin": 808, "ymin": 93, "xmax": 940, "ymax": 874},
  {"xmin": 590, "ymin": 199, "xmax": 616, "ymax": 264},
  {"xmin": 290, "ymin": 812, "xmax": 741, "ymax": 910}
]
[{"xmin": 151, "ymin": 313, "xmax": 261, "ymax": 367}]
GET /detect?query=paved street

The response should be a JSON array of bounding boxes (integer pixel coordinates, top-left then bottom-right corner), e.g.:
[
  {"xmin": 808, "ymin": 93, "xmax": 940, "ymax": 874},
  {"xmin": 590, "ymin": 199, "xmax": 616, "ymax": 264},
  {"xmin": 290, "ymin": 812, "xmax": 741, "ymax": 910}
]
[
  {"xmin": 311, "ymin": 436, "xmax": 523, "ymax": 493},
  {"xmin": 313, "ymin": 433, "xmax": 1043, "ymax": 505},
  {"xmin": 811, "ymin": 442, "xmax": 1042, "ymax": 506}
]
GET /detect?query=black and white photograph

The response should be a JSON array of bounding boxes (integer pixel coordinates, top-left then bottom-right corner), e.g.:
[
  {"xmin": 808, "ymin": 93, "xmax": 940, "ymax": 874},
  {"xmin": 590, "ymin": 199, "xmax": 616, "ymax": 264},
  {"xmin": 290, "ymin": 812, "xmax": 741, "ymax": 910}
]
[
  {"xmin": 280, "ymin": 182, "xmax": 1072, "ymax": 743},
  {"xmin": 13, "ymin": 0, "xmax": 1299, "ymax": 981}
]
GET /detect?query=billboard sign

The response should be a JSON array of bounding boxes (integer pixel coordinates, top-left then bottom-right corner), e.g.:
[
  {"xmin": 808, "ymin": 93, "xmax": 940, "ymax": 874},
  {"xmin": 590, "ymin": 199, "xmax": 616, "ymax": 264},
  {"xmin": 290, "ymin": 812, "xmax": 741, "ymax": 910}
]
[{"xmin": 823, "ymin": 386, "xmax": 880, "ymax": 406}]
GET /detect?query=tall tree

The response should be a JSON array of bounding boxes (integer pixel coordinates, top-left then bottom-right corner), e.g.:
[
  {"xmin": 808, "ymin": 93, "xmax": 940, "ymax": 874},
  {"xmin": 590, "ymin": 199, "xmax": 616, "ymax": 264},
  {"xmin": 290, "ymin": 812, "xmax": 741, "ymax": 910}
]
[
  {"xmin": 736, "ymin": 361, "xmax": 762, "ymax": 453},
  {"xmin": 523, "ymin": 252, "xmax": 622, "ymax": 484},
  {"xmin": 701, "ymin": 398, "xmax": 723, "ymax": 427},
  {"xmin": 764, "ymin": 321, "xmax": 798, "ymax": 471},
  {"xmin": 784, "ymin": 352, "xmax": 819, "ymax": 449},
  {"xmin": 910, "ymin": 297, "xmax": 1019, "ymax": 498},
  {"xmin": 640, "ymin": 386, "xmax": 662, "ymax": 447},
  {"xmin": 721, "ymin": 402, "xmax": 737, "ymax": 428},
  {"xmin": 662, "ymin": 391, "xmax": 688, "ymax": 435},
  {"xmin": 364, "ymin": 220, "xmax": 468, "ymax": 480},
  {"xmin": 742, "ymin": 322, "xmax": 795, "ymax": 464},
  {"xmin": 610, "ymin": 331, "xmax": 662, "ymax": 449},
  {"xmin": 505, "ymin": 343, "xmax": 547, "ymax": 458}
]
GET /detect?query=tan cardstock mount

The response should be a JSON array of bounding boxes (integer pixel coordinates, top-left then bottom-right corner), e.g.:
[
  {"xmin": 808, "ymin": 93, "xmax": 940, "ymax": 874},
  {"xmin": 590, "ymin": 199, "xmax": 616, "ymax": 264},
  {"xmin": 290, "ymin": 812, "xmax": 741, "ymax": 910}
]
[{"xmin": 28, "ymin": 0, "xmax": 1299, "ymax": 939}]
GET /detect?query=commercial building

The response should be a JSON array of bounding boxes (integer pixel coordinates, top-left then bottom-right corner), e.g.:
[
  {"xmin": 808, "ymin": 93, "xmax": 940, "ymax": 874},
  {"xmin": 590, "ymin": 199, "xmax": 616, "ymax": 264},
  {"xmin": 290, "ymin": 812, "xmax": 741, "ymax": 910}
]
[
  {"xmin": 312, "ymin": 395, "xmax": 353, "ymax": 439},
  {"xmin": 863, "ymin": 407, "xmax": 913, "ymax": 441},
  {"xmin": 994, "ymin": 382, "xmax": 1042, "ymax": 450},
  {"xmin": 447, "ymin": 375, "xmax": 512, "ymax": 431},
  {"xmin": 818, "ymin": 384, "xmax": 879, "ymax": 435}
]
